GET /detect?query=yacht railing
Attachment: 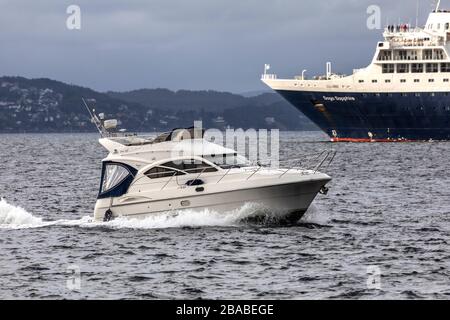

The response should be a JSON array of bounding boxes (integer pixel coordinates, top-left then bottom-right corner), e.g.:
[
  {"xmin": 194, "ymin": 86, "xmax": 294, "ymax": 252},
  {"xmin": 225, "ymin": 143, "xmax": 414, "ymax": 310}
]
[
  {"xmin": 216, "ymin": 167, "xmax": 233, "ymax": 184},
  {"xmin": 313, "ymin": 150, "xmax": 336, "ymax": 173},
  {"xmin": 189, "ymin": 167, "xmax": 209, "ymax": 186},
  {"xmin": 160, "ymin": 172, "xmax": 176, "ymax": 191},
  {"xmin": 278, "ymin": 150, "xmax": 336, "ymax": 178},
  {"xmin": 246, "ymin": 165, "xmax": 263, "ymax": 181},
  {"xmin": 128, "ymin": 150, "xmax": 336, "ymax": 191},
  {"xmin": 158, "ymin": 167, "xmax": 210, "ymax": 190}
]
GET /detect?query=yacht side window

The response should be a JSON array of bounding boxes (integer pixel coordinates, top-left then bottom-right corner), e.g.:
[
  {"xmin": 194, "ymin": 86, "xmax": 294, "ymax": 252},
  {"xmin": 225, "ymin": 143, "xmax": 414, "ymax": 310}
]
[
  {"xmin": 177, "ymin": 160, "xmax": 218, "ymax": 174},
  {"xmin": 101, "ymin": 164, "xmax": 131, "ymax": 193},
  {"xmin": 145, "ymin": 160, "xmax": 218, "ymax": 178},
  {"xmin": 145, "ymin": 166, "xmax": 186, "ymax": 179}
]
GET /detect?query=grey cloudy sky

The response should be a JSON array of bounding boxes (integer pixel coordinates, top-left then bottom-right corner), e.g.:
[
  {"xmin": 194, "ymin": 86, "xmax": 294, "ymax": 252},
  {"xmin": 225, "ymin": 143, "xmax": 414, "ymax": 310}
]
[{"xmin": 0, "ymin": 0, "xmax": 437, "ymax": 93}]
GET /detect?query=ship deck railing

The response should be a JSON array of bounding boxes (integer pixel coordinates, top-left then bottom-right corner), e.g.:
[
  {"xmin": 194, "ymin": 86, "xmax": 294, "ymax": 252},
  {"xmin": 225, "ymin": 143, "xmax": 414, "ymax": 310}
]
[
  {"xmin": 261, "ymin": 74, "xmax": 277, "ymax": 80},
  {"xmin": 388, "ymin": 40, "xmax": 445, "ymax": 48}
]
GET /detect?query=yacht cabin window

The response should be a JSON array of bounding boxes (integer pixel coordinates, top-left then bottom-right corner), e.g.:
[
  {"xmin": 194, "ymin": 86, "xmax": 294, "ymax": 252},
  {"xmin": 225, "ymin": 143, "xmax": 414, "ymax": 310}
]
[
  {"xmin": 162, "ymin": 160, "xmax": 218, "ymax": 174},
  {"xmin": 145, "ymin": 159, "xmax": 218, "ymax": 179},
  {"xmin": 145, "ymin": 166, "xmax": 186, "ymax": 179}
]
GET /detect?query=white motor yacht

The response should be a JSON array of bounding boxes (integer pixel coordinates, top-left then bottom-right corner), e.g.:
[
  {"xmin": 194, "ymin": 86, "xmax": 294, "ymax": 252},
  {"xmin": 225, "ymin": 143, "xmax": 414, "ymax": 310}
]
[{"xmin": 85, "ymin": 101, "xmax": 333, "ymax": 223}]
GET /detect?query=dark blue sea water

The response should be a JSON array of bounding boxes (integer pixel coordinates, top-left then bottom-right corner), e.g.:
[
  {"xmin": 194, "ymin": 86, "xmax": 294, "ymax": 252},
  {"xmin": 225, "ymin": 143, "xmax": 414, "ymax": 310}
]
[{"xmin": 0, "ymin": 132, "xmax": 449, "ymax": 299}]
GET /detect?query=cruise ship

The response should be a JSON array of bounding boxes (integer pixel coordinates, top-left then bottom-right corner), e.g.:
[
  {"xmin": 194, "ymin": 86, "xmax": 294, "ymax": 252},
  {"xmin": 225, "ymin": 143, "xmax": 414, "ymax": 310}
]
[{"xmin": 262, "ymin": 1, "xmax": 450, "ymax": 142}]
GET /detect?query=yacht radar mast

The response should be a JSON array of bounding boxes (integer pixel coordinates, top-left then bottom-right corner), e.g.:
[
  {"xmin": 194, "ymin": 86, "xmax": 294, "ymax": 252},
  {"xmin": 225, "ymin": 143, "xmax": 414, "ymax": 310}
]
[{"xmin": 82, "ymin": 98, "xmax": 120, "ymax": 137}]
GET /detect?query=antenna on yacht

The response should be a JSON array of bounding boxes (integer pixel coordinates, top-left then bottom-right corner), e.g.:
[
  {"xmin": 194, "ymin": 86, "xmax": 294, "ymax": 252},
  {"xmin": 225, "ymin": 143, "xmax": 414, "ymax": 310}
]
[
  {"xmin": 82, "ymin": 98, "xmax": 121, "ymax": 137},
  {"xmin": 435, "ymin": 0, "xmax": 441, "ymax": 12},
  {"xmin": 82, "ymin": 97, "xmax": 104, "ymax": 136}
]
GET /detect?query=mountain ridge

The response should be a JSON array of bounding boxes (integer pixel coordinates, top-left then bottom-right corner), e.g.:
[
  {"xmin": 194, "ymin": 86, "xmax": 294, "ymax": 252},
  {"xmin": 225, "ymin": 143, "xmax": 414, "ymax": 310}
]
[{"xmin": 0, "ymin": 76, "xmax": 318, "ymax": 133}]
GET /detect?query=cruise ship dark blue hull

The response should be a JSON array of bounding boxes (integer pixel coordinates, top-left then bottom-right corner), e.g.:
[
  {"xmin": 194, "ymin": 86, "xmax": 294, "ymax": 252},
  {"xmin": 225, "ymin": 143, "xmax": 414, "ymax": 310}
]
[{"xmin": 277, "ymin": 90, "xmax": 450, "ymax": 141}]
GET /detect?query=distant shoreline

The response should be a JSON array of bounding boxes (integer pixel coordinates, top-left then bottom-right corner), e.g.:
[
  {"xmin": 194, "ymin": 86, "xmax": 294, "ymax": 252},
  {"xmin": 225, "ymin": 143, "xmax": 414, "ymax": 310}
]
[
  {"xmin": 0, "ymin": 76, "xmax": 319, "ymax": 133},
  {"xmin": 0, "ymin": 129, "xmax": 322, "ymax": 135}
]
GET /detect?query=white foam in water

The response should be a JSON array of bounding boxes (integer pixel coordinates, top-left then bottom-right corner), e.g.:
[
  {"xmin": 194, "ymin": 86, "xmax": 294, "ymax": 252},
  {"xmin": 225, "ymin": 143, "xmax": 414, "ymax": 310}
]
[
  {"xmin": 0, "ymin": 198, "xmax": 318, "ymax": 230},
  {"xmin": 103, "ymin": 203, "xmax": 270, "ymax": 230},
  {"xmin": 0, "ymin": 198, "xmax": 90, "ymax": 230},
  {"xmin": 301, "ymin": 204, "xmax": 329, "ymax": 225},
  {"xmin": 0, "ymin": 198, "xmax": 44, "ymax": 229}
]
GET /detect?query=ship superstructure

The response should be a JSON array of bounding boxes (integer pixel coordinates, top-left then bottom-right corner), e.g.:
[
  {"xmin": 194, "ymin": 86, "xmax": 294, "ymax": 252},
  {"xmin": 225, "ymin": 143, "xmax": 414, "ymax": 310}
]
[{"xmin": 262, "ymin": 2, "xmax": 450, "ymax": 141}]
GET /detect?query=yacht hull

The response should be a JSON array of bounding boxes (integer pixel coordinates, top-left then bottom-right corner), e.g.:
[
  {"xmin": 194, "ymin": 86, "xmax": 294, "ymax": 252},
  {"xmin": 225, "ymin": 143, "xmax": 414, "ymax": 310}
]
[{"xmin": 94, "ymin": 179, "xmax": 329, "ymax": 223}]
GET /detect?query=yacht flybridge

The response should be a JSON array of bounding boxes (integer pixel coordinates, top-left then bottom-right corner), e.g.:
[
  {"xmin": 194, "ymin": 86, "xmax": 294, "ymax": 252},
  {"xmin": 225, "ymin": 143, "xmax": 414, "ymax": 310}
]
[
  {"xmin": 262, "ymin": 1, "xmax": 450, "ymax": 141},
  {"xmin": 83, "ymin": 100, "xmax": 333, "ymax": 223}
]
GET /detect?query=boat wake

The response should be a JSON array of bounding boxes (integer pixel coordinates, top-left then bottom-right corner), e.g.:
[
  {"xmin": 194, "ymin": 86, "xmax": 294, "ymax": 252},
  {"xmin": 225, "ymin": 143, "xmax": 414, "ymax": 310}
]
[
  {"xmin": 0, "ymin": 198, "xmax": 44, "ymax": 228},
  {"xmin": 0, "ymin": 199, "xmax": 327, "ymax": 230},
  {"xmin": 301, "ymin": 204, "xmax": 330, "ymax": 226}
]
